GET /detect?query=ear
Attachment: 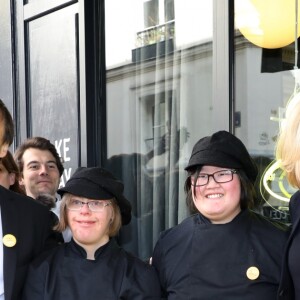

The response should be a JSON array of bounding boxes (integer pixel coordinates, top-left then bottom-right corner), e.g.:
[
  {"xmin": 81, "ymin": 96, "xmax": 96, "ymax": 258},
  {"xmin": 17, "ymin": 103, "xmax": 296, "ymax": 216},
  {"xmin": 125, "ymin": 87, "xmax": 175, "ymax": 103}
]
[
  {"xmin": 110, "ymin": 205, "xmax": 114, "ymax": 220},
  {"xmin": 0, "ymin": 143, "xmax": 8, "ymax": 158},
  {"xmin": 8, "ymin": 173, "xmax": 15, "ymax": 186},
  {"xmin": 19, "ymin": 176, "xmax": 25, "ymax": 186},
  {"xmin": 109, "ymin": 210, "xmax": 115, "ymax": 225},
  {"xmin": 110, "ymin": 209, "xmax": 114, "ymax": 222}
]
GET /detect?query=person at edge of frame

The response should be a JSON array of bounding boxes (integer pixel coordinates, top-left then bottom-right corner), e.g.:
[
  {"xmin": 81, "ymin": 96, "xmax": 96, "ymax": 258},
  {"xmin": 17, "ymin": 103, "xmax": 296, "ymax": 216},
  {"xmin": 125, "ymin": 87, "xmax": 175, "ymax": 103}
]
[
  {"xmin": 276, "ymin": 94, "xmax": 300, "ymax": 300},
  {"xmin": 0, "ymin": 99, "xmax": 61, "ymax": 300}
]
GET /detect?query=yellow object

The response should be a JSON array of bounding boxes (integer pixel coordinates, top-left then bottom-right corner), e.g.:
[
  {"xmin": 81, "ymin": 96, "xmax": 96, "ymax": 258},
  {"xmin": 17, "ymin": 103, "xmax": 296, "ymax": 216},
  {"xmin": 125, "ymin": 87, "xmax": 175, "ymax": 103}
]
[
  {"xmin": 235, "ymin": 0, "xmax": 300, "ymax": 49},
  {"xmin": 3, "ymin": 234, "xmax": 17, "ymax": 247},
  {"xmin": 246, "ymin": 266, "xmax": 260, "ymax": 280}
]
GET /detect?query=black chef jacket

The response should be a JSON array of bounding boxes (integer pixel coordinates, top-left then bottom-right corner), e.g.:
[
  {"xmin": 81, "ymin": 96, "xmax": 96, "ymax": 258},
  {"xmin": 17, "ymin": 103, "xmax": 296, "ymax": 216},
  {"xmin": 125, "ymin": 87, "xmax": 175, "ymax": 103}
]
[
  {"xmin": 22, "ymin": 238, "xmax": 161, "ymax": 299},
  {"xmin": 152, "ymin": 210, "xmax": 288, "ymax": 300},
  {"xmin": 278, "ymin": 190, "xmax": 300, "ymax": 300}
]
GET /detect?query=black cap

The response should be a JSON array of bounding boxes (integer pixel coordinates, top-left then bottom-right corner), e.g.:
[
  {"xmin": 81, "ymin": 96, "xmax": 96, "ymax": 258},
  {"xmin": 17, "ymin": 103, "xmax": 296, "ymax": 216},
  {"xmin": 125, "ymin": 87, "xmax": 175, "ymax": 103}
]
[
  {"xmin": 185, "ymin": 131, "xmax": 258, "ymax": 183},
  {"xmin": 58, "ymin": 167, "xmax": 132, "ymax": 225}
]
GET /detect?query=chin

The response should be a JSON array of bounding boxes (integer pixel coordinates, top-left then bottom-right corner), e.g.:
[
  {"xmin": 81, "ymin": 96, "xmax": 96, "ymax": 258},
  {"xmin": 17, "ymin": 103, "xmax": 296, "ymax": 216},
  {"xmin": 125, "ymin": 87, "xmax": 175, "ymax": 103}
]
[
  {"xmin": 74, "ymin": 235, "xmax": 94, "ymax": 244},
  {"xmin": 38, "ymin": 189, "xmax": 54, "ymax": 195}
]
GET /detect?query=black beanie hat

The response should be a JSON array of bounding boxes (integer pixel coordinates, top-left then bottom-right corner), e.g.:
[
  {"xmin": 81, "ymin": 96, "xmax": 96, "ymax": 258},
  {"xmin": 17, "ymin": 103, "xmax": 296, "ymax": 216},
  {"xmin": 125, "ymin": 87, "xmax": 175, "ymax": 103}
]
[
  {"xmin": 185, "ymin": 131, "xmax": 258, "ymax": 183},
  {"xmin": 58, "ymin": 167, "xmax": 132, "ymax": 225}
]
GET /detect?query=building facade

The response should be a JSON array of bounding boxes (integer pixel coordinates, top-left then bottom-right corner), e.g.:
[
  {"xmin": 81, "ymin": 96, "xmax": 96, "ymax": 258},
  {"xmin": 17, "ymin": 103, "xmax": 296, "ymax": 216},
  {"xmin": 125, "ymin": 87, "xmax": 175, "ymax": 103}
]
[{"xmin": 0, "ymin": 0, "xmax": 294, "ymax": 259}]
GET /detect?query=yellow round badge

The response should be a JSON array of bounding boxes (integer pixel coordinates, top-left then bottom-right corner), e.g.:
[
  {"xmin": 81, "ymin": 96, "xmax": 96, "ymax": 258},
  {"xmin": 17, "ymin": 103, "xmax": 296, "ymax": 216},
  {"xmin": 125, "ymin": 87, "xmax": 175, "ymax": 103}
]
[
  {"xmin": 246, "ymin": 266, "xmax": 260, "ymax": 280},
  {"xmin": 3, "ymin": 234, "xmax": 17, "ymax": 247}
]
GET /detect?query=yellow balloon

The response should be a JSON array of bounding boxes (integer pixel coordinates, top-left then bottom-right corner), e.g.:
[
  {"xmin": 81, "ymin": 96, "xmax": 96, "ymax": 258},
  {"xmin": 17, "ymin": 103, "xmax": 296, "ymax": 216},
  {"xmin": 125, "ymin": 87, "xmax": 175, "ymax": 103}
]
[{"xmin": 235, "ymin": 0, "xmax": 300, "ymax": 49}]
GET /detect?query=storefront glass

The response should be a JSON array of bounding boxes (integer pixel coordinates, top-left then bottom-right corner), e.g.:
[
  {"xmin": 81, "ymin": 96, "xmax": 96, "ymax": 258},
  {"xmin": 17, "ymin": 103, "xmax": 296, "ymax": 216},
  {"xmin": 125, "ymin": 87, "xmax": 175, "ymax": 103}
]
[
  {"xmin": 234, "ymin": 0, "xmax": 297, "ymax": 224},
  {"xmin": 105, "ymin": 0, "xmax": 214, "ymax": 259}
]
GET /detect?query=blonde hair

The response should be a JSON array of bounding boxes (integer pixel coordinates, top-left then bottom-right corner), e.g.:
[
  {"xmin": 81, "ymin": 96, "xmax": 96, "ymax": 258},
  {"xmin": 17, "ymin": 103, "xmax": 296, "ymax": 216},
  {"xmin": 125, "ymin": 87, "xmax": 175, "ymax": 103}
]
[
  {"xmin": 276, "ymin": 93, "xmax": 300, "ymax": 188},
  {"xmin": 55, "ymin": 193, "xmax": 122, "ymax": 237}
]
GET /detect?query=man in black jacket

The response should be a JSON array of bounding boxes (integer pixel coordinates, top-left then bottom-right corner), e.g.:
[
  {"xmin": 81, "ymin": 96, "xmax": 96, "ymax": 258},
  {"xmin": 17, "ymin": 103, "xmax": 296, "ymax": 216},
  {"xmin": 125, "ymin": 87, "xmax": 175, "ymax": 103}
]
[{"xmin": 0, "ymin": 99, "xmax": 59, "ymax": 300}]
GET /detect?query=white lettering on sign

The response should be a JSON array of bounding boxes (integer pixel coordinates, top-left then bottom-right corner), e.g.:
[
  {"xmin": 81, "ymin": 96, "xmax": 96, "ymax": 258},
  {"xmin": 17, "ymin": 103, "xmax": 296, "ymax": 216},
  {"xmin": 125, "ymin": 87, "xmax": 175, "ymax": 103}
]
[
  {"xmin": 59, "ymin": 168, "xmax": 72, "ymax": 188},
  {"xmin": 55, "ymin": 138, "xmax": 71, "ymax": 162},
  {"xmin": 55, "ymin": 138, "xmax": 73, "ymax": 188}
]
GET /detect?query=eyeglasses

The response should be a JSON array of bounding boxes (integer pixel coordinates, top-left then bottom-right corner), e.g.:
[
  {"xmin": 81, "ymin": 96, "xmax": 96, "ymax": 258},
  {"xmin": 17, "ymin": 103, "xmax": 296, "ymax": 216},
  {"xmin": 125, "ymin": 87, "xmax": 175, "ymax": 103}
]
[
  {"xmin": 67, "ymin": 199, "xmax": 111, "ymax": 212},
  {"xmin": 192, "ymin": 169, "xmax": 237, "ymax": 186}
]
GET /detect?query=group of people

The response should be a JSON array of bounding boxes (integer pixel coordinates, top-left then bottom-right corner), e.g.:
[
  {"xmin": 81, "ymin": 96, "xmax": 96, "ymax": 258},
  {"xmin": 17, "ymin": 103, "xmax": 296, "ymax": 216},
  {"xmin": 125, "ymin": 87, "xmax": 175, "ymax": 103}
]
[{"xmin": 0, "ymin": 96, "xmax": 299, "ymax": 299}]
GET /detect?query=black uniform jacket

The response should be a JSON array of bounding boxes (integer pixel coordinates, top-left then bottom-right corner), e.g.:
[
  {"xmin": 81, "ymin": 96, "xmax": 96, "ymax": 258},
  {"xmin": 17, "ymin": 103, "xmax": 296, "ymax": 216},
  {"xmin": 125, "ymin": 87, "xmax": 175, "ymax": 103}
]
[
  {"xmin": 277, "ymin": 190, "xmax": 300, "ymax": 300},
  {"xmin": 153, "ymin": 210, "xmax": 288, "ymax": 300},
  {"xmin": 0, "ymin": 186, "xmax": 58, "ymax": 300},
  {"xmin": 22, "ymin": 238, "xmax": 161, "ymax": 300}
]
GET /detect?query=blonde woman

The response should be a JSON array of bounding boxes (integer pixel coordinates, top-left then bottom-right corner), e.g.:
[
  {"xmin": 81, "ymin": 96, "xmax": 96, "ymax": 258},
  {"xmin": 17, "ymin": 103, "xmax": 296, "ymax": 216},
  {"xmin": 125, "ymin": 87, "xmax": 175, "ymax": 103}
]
[{"xmin": 276, "ymin": 94, "xmax": 300, "ymax": 300}]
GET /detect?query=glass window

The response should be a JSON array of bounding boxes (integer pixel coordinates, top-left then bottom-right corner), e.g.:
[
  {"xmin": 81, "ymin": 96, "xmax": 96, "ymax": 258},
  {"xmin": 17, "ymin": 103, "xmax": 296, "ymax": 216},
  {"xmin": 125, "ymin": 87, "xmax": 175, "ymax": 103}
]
[
  {"xmin": 27, "ymin": 5, "xmax": 79, "ymax": 188},
  {"xmin": 234, "ymin": 0, "xmax": 297, "ymax": 224},
  {"xmin": 105, "ymin": 0, "xmax": 214, "ymax": 260}
]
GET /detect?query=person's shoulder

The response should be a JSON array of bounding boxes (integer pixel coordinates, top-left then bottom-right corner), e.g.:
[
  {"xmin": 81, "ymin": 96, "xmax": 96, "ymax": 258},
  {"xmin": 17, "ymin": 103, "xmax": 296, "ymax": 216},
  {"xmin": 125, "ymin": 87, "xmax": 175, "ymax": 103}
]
[
  {"xmin": 123, "ymin": 249, "xmax": 152, "ymax": 268},
  {"xmin": 158, "ymin": 214, "xmax": 196, "ymax": 240},
  {"xmin": 288, "ymin": 190, "xmax": 300, "ymax": 223},
  {"xmin": 289, "ymin": 190, "xmax": 300, "ymax": 210},
  {"xmin": 1, "ymin": 186, "xmax": 44, "ymax": 208},
  {"xmin": 0, "ymin": 186, "xmax": 48, "ymax": 212},
  {"xmin": 248, "ymin": 211, "xmax": 288, "ymax": 254},
  {"xmin": 113, "ymin": 247, "xmax": 161, "ymax": 297},
  {"xmin": 152, "ymin": 216, "xmax": 196, "ymax": 270},
  {"xmin": 249, "ymin": 210, "xmax": 288, "ymax": 233},
  {"xmin": 7, "ymin": 189, "xmax": 53, "ymax": 228},
  {"xmin": 291, "ymin": 189, "xmax": 300, "ymax": 199},
  {"xmin": 152, "ymin": 215, "xmax": 196, "ymax": 254},
  {"xmin": 20, "ymin": 194, "xmax": 50, "ymax": 217},
  {"xmin": 30, "ymin": 243, "xmax": 65, "ymax": 269},
  {"xmin": 0, "ymin": 185, "xmax": 24, "ymax": 201},
  {"xmin": 119, "ymin": 248, "xmax": 160, "ymax": 284},
  {"xmin": 109, "ymin": 240, "xmax": 154, "ymax": 271}
]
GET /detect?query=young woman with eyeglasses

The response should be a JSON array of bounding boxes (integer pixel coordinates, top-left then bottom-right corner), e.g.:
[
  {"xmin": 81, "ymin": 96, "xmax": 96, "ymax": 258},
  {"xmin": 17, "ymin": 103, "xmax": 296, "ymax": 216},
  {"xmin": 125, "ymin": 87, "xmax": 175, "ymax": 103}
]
[
  {"xmin": 152, "ymin": 130, "xmax": 288, "ymax": 300},
  {"xmin": 22, "ymin": 167, "xmax": 161, "ymax": 300}
]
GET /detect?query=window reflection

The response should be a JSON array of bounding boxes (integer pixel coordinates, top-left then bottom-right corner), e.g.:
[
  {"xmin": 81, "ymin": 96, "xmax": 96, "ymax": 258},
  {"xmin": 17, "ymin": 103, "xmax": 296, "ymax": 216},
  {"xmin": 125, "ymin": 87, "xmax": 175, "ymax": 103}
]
[
  {"xmin": 105, "ymin": 0, "xmax": 213, "ymax": 259},
  {"xmin": 234, "ymin": 0, "xmax": 296, "ymax": 224}
]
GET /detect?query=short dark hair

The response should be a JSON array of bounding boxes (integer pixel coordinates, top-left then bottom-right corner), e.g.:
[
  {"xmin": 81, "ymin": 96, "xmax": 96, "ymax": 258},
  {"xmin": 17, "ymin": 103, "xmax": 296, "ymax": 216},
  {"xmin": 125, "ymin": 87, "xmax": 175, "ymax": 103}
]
[
  {"xmin": 184, "ymin": 166, "xmax": 258, "ymax": 214},
  {"xmin": 0, "ymin": 99, "xmax": 14, "ymax": 146},
  {"xmin": 14, "ymin": 137, "xmax": 64, "ymax": 176}
]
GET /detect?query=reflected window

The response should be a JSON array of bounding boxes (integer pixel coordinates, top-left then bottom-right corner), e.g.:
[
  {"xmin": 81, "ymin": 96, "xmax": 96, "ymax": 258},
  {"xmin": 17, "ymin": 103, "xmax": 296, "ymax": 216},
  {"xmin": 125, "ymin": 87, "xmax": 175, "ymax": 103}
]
[{"xmin": 105, "ymin": 0, "xmax": 213, "ymax": 259}]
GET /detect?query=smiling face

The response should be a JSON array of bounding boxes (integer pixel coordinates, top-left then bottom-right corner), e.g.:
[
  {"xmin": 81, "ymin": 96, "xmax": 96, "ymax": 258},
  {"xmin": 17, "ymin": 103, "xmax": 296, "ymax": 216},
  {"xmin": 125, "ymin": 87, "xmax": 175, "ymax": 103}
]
[
  {"xmin": 191, "ymin": 165, "xmax": 241, "ymax": 224},
  {"xmin": 20, "ymin": 148, "xmax": 60, "ymax": 198},
  {"xmin": 67, "ymin": 195, "xmax": 113, "ymax": 248}
]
